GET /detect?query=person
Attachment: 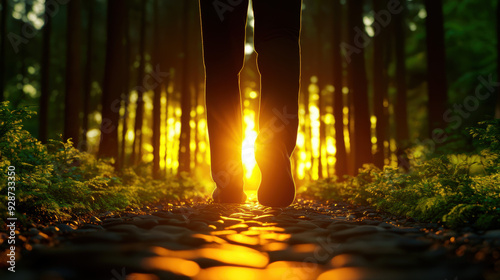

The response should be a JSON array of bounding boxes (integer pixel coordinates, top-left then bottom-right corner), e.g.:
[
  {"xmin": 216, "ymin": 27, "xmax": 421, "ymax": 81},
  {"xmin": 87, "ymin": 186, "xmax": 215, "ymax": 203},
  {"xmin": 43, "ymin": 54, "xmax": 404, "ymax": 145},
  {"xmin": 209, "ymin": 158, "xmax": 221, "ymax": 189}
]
[{"xmin": 199, "ymin": 0, "xmax": 302, "ymax": 207}]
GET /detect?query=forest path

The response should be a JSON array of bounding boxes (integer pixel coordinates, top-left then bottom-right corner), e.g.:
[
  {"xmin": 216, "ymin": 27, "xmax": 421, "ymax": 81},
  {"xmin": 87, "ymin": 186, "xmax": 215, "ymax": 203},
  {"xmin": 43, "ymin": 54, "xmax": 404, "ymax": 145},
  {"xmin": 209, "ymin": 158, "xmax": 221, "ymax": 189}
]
[{"xmin": 2, "ymin": 199, "xmax": 494, "ymax": 280}]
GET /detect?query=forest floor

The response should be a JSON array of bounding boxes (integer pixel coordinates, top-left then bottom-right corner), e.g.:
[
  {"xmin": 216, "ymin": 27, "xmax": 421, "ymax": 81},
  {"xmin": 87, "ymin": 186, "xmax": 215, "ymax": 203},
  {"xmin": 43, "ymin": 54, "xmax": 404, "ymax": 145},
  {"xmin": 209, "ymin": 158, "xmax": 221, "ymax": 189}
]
[{"xmin": 1, "ymin": 193, "xmax": 499, "ymax": 280}]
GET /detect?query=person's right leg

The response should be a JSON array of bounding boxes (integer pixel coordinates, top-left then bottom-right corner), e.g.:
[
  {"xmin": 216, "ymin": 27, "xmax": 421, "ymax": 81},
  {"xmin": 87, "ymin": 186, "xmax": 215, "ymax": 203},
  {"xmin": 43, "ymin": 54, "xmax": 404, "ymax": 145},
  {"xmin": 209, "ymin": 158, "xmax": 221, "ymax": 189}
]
[{"xmin": 199, "ymin": 0, "xmax": 249, "ymax": 203}]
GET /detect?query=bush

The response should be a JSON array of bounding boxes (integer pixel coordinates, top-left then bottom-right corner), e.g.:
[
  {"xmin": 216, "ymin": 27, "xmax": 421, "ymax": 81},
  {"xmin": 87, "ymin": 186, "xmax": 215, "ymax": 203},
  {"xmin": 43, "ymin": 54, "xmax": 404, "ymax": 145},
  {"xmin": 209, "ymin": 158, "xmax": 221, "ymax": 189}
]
[
  {"xmin": 301, "ymin": 120, "xmax": 500, "ymax": 229},
  {"xmin": 0, "ymin": 102, "xmax": 207, "ymax": 225}
]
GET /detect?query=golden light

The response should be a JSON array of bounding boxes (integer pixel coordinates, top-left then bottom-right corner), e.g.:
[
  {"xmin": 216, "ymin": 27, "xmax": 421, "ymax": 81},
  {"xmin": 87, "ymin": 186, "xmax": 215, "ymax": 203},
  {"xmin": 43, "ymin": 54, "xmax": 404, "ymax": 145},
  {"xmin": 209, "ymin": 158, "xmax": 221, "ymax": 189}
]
[
  {"xmin": 194, "ymin": 267, "xmax": 262, "ymax": 280},
  {"xmin": 242, "ymin": 111, "xmax": 258, "ymax": 179},
  {"xmin": 114, "ymin": 70, "xmax": 371, "ymax": 183},
  {"xmin": 141, "ymin": 257, "xmax": 200, "ymax": 277},
  {"xmin": 225, "ymin": 234, "xmax": 261, "ymax": 246},
  {"xmin": 151, "ymin": 245, "xmax": 269, "ymax": 268},
  {"xmin": 265, "ymin": 261, "xmax": 320, "ymax": 280}
]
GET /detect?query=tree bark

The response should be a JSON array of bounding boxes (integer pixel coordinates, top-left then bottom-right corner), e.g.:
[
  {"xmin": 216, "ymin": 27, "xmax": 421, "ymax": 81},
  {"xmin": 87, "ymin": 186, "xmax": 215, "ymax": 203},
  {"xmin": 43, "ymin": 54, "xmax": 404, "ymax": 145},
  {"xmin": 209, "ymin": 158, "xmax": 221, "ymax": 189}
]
[
  {"xmin": 394, "ymin": 0, "xmax": 410, "ymax": 169},
  {"xmin": 152, "ymin": 0, "xmax": 162, "ymax": 179},
  {"xmin": 39, "ymin": 1, "xmax": 52, "ymax": 143},
  {"xmin": 0, "ymin": 0, "xmax": 7, "ymax": 101},
  {"xmin": 98, "ymin": 0, "xmax": 125, "ymax": 163},
  {"xmin": 425, "ymin": 0, "xmax": 448, "ymax": 137},
  {"xmin": 372, "ymin": 0, "xmax": 389, "ymax": 169},
  {"xmin": 64, "ymin": 0, "xmax": 82, "ymax": 147},
  {"xmin": 347, "ymin": 0, "xmax": 372, "ymax": 173},
  {"xmin": 131, "ymin": 0, "xmax": 147, "ymax": 165},
  {"xmin": 332, "ymin": 0, "xmax": 348, "ymax": 178},
  {"xmin": 120, "ymin": 0, "xmax": 131, "ymax": 169},
  {"xmin": 315, "ymin": 1, "xmax": 327, "ymax": 179},
  {"xmin": 178, "ymin": 0, "xmax": 192, "ymax": 175},
  {"xmin": 162, "ymin": 1, "xmax": 176, "ymax": 176},
  {"xmin": 82, "ymin": 0, "xmax": 94, "ymax": 151}
]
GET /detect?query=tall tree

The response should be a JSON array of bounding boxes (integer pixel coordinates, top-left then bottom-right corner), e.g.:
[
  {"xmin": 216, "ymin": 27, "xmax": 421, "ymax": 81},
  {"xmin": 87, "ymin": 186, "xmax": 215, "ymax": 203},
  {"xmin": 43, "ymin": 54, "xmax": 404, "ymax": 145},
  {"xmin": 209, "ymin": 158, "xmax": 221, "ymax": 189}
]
[
  {"xmin": 120, "ymin": 0, "xmax": 131, "ymax": 168},
  {"xmin": 39, "ymin": 0, "xmax": 52, "ymax": 143},
  {"xmin": 372, "ymin": 0, "xmax": 389, "ymax": 168},
  {"xmin": 161, "ymin": 0, "xmax": 177, "ymax": 175},
  {"xmin": 332, "ymin": 0, "xmax": 348, "ymax": 178},
  {"xmin": 178, "ymin": 0, "xmax": 192, "ymax": 175},
  {"xmin": 315, "ymin": 0, "xmax": 327, "ymax": 178},
  {"xmin": 131, "ymin": 0, "xmax": 147, "ymax": 165},
  {"xmin": 0, "ymin": 0, "xmax": 7, "ymax": 101},
  {"xmin": 152, "ymin": 0, "xmax": 162, "ymax": 178},
  {"xmin": 425, "ymin": 0, "xmax": 448, "ymax": 137},
  {"xmin": 347, "ymin": 0, "xmax": 372, "ymax": 173},
  {"xmin": 64, "ymin": 0, "xmax": 82, "ymax": 147},
  {"xmin": 98, "ymin": 0, "xmax": 125, "ymax": 162},
  {"xmin": 496, "ymin": 0, "xmax": 500, "ymax": 119},
  {"xmin": 82, "ymin": 0, "xmax": 94, "ymax": 151},
  {"xmin": 394, "ymin": 0, "xmax": 409, "ymax": 169}
]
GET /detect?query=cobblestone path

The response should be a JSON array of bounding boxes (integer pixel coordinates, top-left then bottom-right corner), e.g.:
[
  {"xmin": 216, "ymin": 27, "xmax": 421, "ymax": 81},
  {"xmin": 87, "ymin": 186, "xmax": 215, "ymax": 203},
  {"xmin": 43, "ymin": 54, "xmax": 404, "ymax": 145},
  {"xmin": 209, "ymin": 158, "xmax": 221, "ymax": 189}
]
[{"xmin": 2, "ymin": 197, "xmax": 498, "ymax": 280}]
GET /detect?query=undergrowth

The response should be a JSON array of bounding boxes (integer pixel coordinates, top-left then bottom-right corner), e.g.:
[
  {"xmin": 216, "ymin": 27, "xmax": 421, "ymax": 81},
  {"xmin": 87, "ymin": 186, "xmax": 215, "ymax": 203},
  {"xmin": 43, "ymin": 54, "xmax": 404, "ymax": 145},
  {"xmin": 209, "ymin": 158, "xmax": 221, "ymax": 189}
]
[
  {"xmin": 302, "ymin": 119, "xmax": 500, "ymax": 230},
  {"xmin": 0, "ymin": 102, "xmax": 208, "ymax": 225},
  {"xmin": 2, "ymin": 101, "xmax": 499, "ymax": 230}
]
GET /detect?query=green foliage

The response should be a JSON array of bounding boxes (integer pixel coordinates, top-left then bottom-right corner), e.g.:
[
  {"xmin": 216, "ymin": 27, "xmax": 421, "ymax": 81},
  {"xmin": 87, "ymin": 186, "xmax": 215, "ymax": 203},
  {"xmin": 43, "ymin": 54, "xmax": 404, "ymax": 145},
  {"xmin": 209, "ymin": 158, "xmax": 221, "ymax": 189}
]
[
  {"xmin": 302, "ymin": 121, "xmax": 500, "ymax": 229},
  {"xmin": 0, "ymin": 102, "xmax": 206, "ymax": 223}
]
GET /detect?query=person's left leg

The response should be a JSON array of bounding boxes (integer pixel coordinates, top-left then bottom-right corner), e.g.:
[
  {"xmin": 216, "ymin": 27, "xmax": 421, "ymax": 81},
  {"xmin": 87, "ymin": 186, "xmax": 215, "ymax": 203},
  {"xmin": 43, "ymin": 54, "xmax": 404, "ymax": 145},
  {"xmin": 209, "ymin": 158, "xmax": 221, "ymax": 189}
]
[{"xmin": 252, "ymin": 0, "xmax": 302, "ymax": 207}]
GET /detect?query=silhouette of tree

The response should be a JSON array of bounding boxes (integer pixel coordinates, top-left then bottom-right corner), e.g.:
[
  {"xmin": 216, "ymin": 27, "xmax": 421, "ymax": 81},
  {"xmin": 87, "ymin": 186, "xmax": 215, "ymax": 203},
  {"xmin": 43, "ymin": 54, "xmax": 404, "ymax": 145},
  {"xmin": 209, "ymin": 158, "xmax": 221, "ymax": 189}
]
[
  {"xmin": 131, "ymin": 0, "xmax": 148, "ymax": 165},
  {"xmin": 64, "ymin": 0, "xmax": 82, "ymax": 147},
  {"xmin": 82, "ymin": 0, "xmax": 95, "ymax": 151},
  {"xmin": 331, "ymin": 0, "xmax": 348, "ymax": 178},
  {"xmin": 39, "ymin": 0, "xmax": 52, "ymax": 144},
  {"xmin": 347, "ymin": 0, "xmax": 372, "ymax": 173},
  {"xmin": 425, "ymin": 0, "xmax": 448, "ymax": 137},
  {"xmin": 98, "ymin": 0, "xmax": 126, "ymax": 163}
]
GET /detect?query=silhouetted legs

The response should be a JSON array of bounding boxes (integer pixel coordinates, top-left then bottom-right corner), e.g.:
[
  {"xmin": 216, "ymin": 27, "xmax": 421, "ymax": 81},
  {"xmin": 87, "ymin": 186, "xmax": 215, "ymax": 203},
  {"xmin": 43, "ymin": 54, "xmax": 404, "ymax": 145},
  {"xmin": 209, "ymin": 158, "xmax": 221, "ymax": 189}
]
[{"xmin": 200, "ymin": 0, "xmax": 301, "ymax": 206}]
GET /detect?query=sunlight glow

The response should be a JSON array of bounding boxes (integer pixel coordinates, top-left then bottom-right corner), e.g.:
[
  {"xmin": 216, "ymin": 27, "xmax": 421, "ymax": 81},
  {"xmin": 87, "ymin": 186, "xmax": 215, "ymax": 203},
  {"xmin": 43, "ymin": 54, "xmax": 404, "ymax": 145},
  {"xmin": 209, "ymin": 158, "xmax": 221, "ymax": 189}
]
[
  {"xmin": 242, "ymin": 110, "xmax": 258, "ymax": 180},
  {"xmin": 245, "ymin": 43, "xmax": 254, "ymax": 55}
]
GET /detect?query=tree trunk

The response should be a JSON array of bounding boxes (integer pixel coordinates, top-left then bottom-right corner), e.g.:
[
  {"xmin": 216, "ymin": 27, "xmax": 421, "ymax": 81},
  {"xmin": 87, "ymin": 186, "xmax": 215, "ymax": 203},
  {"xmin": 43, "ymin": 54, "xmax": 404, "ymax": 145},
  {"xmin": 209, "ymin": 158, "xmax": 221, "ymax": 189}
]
[
  {"xmin": 162, "ymin": 1, "xmax": 176, "ymax": 176},
  {"xmin": 120, "ymin": 0, "xmax": 131, "ymax": 169},
  {"xmin": 394, "ymin": 0, "xmax": 410, "ymax": 169},
  {"xmin": 64, "ymin": 0, "xmax": 82, "ymax": 147},
  {"xmin": 178, "ymin": 0, "xmax": 192, "ymax": 175},
  {"xmin": 39, "ymin": 1, "xmax": 51, "ymax": 143},
  {"xmin": 82, "ymin": 0, "xmax": 94, "ymax": 151},
  {"xmin": 98, "ymin": 0, "xmax": 125, "ymax": 163},
  {"xmin": 347, "ymin": 0, "xmax": 372, "ymax": 173},
  {"xmin": 332, "ymin": 0, "xmax": 348, "ymax": 178},
  {"xmin": 152, "ymin": 0, "xmax": 161, "ymax": 179},
  {"xmin": 394, "ymin": 0, "xmax": 409, "ymax": 144},
  {"xmin": 372, "ymin": 0, "xmax": 388, "ymax": 169},
  {"xmin": 131, "ymin": 0, "xmax": 147, "ymax": 165},
  {"xmin": 425, "ymin": 0, "xmax": 448, "ymax": 138},
  {"xmin": 315, "ymin": 1, "xmax": 327, "ymax": 179},
  {"xmin": 0, "ymin": 0, "xmax": 7, "ymax": 101}
]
